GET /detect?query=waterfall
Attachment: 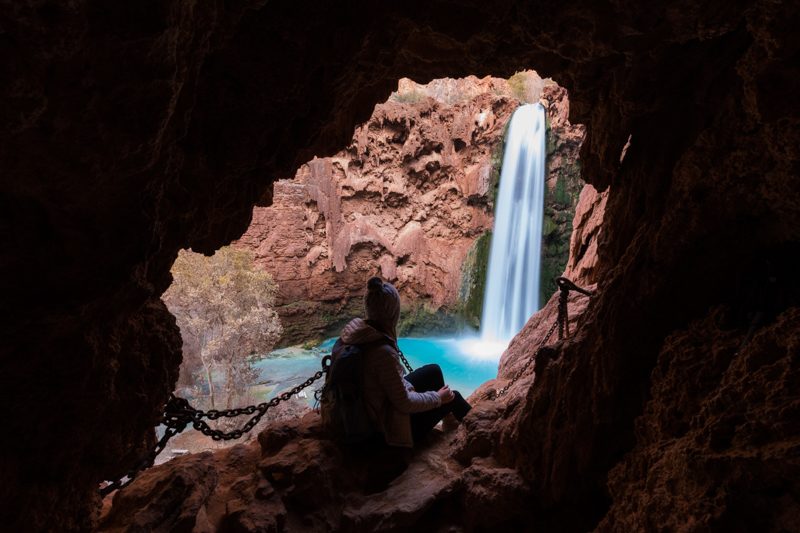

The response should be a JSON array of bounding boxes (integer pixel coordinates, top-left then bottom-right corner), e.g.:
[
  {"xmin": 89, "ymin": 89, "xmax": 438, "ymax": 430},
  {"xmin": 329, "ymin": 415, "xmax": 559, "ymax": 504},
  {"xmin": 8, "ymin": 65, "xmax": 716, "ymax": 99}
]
[{"xmin": 480, "ymin": 103, "xmax": 547, "ymax": 345}]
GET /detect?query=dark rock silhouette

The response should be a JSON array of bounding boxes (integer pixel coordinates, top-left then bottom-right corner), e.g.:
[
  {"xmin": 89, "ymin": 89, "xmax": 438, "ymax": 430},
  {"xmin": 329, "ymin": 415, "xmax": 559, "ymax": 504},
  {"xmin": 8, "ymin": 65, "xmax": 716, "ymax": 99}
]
[{"xmin": 2, "ymin": 0, "xmax": 798, "ymax": 530}]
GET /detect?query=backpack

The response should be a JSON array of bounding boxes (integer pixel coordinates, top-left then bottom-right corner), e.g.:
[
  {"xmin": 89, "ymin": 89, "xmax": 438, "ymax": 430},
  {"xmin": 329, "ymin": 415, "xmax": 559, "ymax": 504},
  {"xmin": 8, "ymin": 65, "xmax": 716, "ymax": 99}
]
[{"xmin": 319, "ymin": 337, "xmax": 388, "ymax": 443}]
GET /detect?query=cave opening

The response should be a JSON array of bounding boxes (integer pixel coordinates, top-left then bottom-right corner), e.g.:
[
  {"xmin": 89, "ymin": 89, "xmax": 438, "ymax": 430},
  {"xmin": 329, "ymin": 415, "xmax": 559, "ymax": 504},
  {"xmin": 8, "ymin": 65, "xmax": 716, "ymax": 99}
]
[
  {"xmin": 5, "ymin": 2, "xmax": 799, "ymax": 531},
  {"xmin": 145, "ymin": 71, "xmax": 597, "ymax": 470}
]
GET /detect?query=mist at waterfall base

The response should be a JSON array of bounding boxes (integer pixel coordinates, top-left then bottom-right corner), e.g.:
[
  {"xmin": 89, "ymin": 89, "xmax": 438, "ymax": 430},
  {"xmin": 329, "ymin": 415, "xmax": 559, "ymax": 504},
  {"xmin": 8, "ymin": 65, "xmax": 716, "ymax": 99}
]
[{"xmin": 254, "ymin": 103, "xmax": 547, "ymax": 402}]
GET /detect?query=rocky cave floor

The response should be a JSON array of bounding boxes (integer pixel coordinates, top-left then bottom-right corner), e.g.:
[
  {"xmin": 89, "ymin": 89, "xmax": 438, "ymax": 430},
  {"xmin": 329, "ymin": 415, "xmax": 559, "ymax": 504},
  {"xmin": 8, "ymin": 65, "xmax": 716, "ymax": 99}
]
[
  {"xmin": 100, "ymin": 411, "xmax": 505, "ymax": 532},
  {"xmin": 99, "ymin": 289, "xmax": 595, "ymax": 532}
]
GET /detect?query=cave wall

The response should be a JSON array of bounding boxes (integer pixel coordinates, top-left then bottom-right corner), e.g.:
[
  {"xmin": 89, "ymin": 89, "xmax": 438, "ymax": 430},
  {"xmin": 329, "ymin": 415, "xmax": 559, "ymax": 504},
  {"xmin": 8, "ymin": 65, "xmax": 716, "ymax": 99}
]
[
  {"xmin": 563, "ymin": 183, "xmax": 608, "ymax": 286},
  {"xmin": 493, "ymin": 3, "xmax": 800, "ymax": 528},
  {"xmin": 2, "ymin": 0, "xmax": 798, "ymax": 529}
]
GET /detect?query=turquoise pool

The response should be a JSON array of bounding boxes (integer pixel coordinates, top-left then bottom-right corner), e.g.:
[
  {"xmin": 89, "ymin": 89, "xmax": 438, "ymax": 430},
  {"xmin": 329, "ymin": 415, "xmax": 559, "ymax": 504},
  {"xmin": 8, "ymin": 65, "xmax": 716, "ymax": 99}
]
[{"xmin": 252, "ymin": 337, "xmax": 501, "ymax": 404}]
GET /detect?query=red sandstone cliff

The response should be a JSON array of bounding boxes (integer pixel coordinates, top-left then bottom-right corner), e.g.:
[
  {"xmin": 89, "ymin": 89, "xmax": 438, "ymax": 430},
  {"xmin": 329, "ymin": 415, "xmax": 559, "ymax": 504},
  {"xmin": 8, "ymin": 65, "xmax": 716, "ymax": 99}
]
[
  {"xmin": 237, "ymin": 75, "xmax": 585, "ymax": 344},
  {"xmin": 563, "ymin": 184, "xmax": 608, "ymax": 286}
]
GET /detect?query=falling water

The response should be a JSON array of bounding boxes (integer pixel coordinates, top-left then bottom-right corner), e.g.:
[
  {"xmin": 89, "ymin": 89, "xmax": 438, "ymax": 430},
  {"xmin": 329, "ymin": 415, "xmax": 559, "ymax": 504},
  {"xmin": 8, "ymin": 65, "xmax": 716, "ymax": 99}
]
[{"xmin": 480, "ymin": 103, "xmax": 547, "ymax": 346}]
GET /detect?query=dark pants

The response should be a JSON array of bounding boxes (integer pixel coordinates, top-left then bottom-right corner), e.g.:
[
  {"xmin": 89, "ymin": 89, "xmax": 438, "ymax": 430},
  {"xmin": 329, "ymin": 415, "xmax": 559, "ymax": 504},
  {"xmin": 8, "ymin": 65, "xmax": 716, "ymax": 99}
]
[{"xmin": 404, "ymin": 364, "xmax": 471, "ymax": 443}]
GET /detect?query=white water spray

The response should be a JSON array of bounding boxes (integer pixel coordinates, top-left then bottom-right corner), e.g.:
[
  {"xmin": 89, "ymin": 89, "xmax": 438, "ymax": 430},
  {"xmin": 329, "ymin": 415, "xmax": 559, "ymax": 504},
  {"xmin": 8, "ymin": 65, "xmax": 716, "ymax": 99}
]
[{"xmin": 462, "ymin": 103, "xmax": 547, "ymax": 359}]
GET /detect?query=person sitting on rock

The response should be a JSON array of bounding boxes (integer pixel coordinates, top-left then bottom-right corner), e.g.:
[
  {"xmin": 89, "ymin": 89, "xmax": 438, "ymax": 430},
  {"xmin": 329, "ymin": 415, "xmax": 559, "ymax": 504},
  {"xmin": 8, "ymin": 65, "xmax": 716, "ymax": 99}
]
[{"xmin": 337, "ymin": 276, "xmax": 472, "ymax": 447}]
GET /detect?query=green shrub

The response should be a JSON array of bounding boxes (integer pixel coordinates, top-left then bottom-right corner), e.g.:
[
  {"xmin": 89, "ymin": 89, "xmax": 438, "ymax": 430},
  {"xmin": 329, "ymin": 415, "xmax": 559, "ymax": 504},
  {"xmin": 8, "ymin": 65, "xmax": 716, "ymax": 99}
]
[
  {"xmin": 391, "ymin": 90, "xmax": 426, "ymax": 104},
  {"xmin": 301, "ymin": 339, "xmax": 321, "ymax": 350},
  {"xmin": 397, "ymin": 304, "xmax": 466, "ymax": 336},
  {"xmin": 508, "ymin": 71, "xmax": 529, "ymax": 102}
]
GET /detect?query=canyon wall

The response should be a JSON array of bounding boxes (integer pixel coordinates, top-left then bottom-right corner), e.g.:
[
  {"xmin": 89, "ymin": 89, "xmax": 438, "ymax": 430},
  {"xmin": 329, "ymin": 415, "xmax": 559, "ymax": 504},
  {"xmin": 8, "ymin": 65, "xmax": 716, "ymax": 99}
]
[
  {"xmin": 563, "ymin": 184, "xmax": 608, "ymax": 287},
  {"xmin": 236, "ymin": 75, "xmax": 585, "ymax": 344}
]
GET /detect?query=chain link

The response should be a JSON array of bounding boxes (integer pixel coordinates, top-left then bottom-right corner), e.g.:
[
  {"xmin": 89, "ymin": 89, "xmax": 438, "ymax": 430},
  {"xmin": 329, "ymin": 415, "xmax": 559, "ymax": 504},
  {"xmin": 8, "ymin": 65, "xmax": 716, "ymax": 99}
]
[
  {"xmin": 558, "ymin": 286, "xmax": 569, "ymax": 340},
  {"xmin": 99, "ymin": 361, "xmax": 329, "ymax": 496},
  {"xmin": 487, "ymin": 318, "xmax": 559, "ymax": 399},
  {"xmin": 99, "ymin": 395, "xmax": 196, "ymax": 496},
  {"xmin": 397, "ymin": 349, "xmax": 414, "ymax": 373},
  {"xmin": 487, "ymin": 277, "xmax": 593, "ymax": 400},
  {"xmin": 190, "ymin": 370, "xmax": 326, "ymax": 441}
]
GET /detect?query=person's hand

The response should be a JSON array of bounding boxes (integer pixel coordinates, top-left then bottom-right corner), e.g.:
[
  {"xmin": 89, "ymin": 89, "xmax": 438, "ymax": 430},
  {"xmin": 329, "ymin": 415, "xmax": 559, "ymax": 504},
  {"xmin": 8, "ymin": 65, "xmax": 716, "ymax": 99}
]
[{"xmin": 437, "ymin": 385, "xmax": 455, "ymax": 404}]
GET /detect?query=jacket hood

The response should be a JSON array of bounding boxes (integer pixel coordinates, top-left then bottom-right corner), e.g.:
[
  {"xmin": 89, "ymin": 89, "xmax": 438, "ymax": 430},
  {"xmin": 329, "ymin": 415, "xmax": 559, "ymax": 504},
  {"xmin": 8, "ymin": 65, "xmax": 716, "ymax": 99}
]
[{"xmin": 340, "ymin": 318, "xmax": 394, "ymax": 345}]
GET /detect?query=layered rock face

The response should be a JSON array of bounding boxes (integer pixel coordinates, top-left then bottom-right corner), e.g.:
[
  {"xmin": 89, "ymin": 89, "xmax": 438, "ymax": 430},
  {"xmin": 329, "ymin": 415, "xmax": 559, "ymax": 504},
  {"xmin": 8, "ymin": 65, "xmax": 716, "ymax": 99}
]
[
  {"xmin": 236, "ymin": 77, "xmax": 514, "ymax": 342},
  {"xmin": 563, "ymin": 184, "xmax": 608, "ymax": 286},
  {"xmin": 236, "ymin": 75, "xmax": 583, "ymax": 343},
  {"xmin": 3, "ymin": 0, "xmax": 799, "ymax": 530}
]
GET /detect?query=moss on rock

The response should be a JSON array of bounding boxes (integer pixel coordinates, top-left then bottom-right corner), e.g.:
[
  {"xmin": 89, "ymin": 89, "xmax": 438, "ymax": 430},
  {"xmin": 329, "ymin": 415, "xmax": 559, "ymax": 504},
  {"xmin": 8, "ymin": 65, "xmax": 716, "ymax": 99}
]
[
  {"xmin": 397, "ymin": 303, "xmax": 468, "ymax": 337},
  {"xmin": 274, "ymin": 297, "xmax": 363, "ymax": 346},
  {"xmin": 458, "ymin": 231, "xmax": 492, "ymax": 327},
  {"xmin": 488, "ymin": 111, "xmax": 516, "ymax": 207},
  {"xmin": 540, "ymin": 154, "xmax": 583, "ymax": 304}
]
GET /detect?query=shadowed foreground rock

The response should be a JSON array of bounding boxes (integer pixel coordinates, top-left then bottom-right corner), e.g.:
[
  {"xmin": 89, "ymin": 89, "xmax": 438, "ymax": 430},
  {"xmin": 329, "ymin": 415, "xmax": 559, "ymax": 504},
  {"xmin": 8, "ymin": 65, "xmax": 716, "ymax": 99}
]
[
  {"xmin": 100, "ymin": 291, "xmax": 591, "ymax": 532},
  {"xmin": 100, "ymin": 414, "xmax": 535, "ymax": 532},
  {"xmin": 600, "ymin": 307, "xmax": 800, "ymax": 531}
]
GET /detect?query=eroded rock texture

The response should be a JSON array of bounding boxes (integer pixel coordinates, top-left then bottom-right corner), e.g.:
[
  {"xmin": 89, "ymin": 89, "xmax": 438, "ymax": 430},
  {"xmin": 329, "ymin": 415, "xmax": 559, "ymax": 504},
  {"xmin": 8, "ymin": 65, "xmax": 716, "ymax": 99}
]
[
  {"xmin": 599, "ymin": 307, "xmax": 800, "ymax": 531},
  {"xmin": 235, "ymin": 75, "xmax": 583, "ymax": 343},
  {"xmin": 235, "ymin": 77, "xmax": 516, "ymax": 342},
  {"xmin": 2, "ymin": 0, "xmax": 799, "ymax": 530},
  {"xmin": 563, "ymin": 184, "xmax": 608, "ymax": 287}
]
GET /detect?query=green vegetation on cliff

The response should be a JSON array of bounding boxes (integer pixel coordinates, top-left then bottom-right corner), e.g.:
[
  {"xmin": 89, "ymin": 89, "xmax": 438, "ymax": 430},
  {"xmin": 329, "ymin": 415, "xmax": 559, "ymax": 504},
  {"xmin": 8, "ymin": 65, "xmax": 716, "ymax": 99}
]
[
  {"xmin": 390, "ymin": 89, "xmax": 426, "ymax": 104},
  {"xmin": 540, "ymin": 152, "xmax": 582, "ymax": 304},
  {"xmin": 274, "ymin": 297, "xmax": 363, "ymax": 348},
  {"xmin": 397, "ymin": 304, "xmax": 469, "ymax": 337},
  {"xmin": 458, "ymin": 231, "xmax": 493, "ymax": 327},
  {"xmin": 488, "ymin": 120, "xmax": 512, "ymax": 206}
]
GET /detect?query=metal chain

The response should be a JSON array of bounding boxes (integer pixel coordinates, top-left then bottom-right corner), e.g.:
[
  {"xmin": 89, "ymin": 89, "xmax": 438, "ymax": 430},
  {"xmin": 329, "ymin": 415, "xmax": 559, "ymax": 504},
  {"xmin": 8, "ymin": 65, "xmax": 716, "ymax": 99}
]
[
  {"xmin": 487, "ymin": 318, "xmax": 559, "ymax": 399},
  {"xmin": 556, "ymin": 276, "xmax": 592, "ymax": 340},
  {"xmin": 488, "ymin": 277, "xmax": 593, "ymax": 400},
  {"xmin": 99, "ymin": 395, "xmax": 197, "ymax": 496},
  {"xmin": 191, "ymin": 369, "xmax": 326, "ymax": 441},
  {"xmin": 99, "ymin": 358, "xmax": 330, "ymax": 497},
  {"xmin": 397, "ymin": 349, "xmax": 414, "ymax": 373},
  {"xmin": 558, "ymin": 285, "xmax": 569, "ymax": 340}
]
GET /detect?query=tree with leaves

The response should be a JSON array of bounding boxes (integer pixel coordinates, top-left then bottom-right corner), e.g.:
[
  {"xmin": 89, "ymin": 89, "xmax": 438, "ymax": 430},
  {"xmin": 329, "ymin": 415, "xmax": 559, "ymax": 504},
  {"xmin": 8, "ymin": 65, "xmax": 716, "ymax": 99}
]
[{"xmin": 162, "ymin": 246, "xmax": 282, "ymax": 409}]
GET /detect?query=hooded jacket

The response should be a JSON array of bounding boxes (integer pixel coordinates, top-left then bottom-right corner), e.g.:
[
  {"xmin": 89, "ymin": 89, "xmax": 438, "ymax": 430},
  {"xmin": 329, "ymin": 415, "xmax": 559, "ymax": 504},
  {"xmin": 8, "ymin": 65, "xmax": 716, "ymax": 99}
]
[{"xmin": 339, "ymin": 317, "xmax": 441, "ymax": 447}]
